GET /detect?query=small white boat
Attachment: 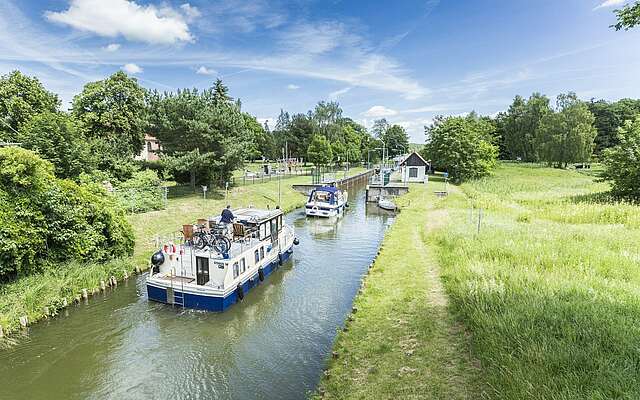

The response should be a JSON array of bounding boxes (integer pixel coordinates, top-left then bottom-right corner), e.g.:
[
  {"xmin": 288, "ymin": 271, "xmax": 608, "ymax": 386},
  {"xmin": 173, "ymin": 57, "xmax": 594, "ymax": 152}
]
[
  {"xmin": 146, "ymin": 207, "xmax": 299, "ymax": 312},
  {"xmin": 377, "ymin": 197, "xmax": 397, "ymax": 211},
  {"xmin": 305, "ymin": 186, "xmax": 348, "ymax": 218}
]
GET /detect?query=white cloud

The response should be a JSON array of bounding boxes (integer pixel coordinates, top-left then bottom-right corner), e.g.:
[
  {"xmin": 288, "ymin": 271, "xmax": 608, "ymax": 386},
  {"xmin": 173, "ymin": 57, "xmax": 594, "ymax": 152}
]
[
  {"xmin": 180, "ymin": 3, "xmax": 201, "ymax": 21},
  {"xmin": 196, "ymin": 66, "xmax": 216, "ymax": 75},
  {"xmin": 287, "ymin": 84, "xmax": 300, "ymax": 90},
  {"xmin": 122, "ymin": 63, "xmax": 143, "ymax": 74},
  {"xmin": 279, "ymin": 22, "xmax": 359, "ymax": 55},
  {"xmin": 363, "ymin": 105, "xmax": 398, "ymax": 118},
  {"xmin": 45, "ymin": 0, "xmax": 196, "ymax": 44},
  {"xmin": 103, "ymin": 43, "xmax": 120, "ymax": 52},
  {"xmin": 594, "ymin": 0, "xmax": 627, "ymax": 10},
  {"xmin": 329, "ymin": 86, "xmax": 351, "ymax": 99}
]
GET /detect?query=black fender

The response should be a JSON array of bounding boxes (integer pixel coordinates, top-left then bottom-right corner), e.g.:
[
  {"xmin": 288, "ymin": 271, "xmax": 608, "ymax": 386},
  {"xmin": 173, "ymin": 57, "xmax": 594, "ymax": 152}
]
[
  {"xmin": 278, "ymin": 253, "xmax": 283, "ymax": 266},
  {"xmin": 258, "ymin": 268, "xmax": 265, "ymax": 282},
  {"xmin": 236, "ymin": 284, "xmax": 244, "ymax": 301}
]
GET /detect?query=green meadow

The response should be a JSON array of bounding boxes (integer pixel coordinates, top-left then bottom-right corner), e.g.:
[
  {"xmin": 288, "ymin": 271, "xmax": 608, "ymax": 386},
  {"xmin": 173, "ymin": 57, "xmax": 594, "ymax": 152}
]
[{"xmin": 319, "ymin": 163, "xmax": 640, "ymax": 399}]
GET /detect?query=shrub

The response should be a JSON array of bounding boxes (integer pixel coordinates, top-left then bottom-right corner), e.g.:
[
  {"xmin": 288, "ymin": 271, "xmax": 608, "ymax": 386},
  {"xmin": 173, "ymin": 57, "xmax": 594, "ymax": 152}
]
[
  {"xmin": 114, "ymin": 169, "xmax": 164, "ymax": 213},
  {"xmin": 0, "ymin": 147, "xmax": 134, "ymax": 281},
  {"xmin": 602, "ymin": 117, "xmax": 640, "ymax": 200}
]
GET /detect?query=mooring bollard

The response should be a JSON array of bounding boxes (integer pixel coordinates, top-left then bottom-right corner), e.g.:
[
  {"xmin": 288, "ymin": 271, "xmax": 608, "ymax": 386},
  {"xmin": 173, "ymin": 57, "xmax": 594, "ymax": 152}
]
[
  {"xmin": 81, "ymin": 288, "xmax": 88, "ymax": 299},
  {"xmin": 100, "ymin": 280, "xmax": 106, "ymax": 291},
  {"xmin": 110, "ymin": 276, "xmax": 117, "ymax": 287},
  {"xmin": 332, "ymin": 351, "xmax": 339, "ymax": 359},
  {"xmin": 92, "ymin": 287, "xmax": 99, "ymax": 295},
  {"xmin": 123, "ymin": 270, "xmax": 129, "ymax": 280},
  {"xmin": 19, "ymin": 316, "xmax": 28, "ymax": 328}
]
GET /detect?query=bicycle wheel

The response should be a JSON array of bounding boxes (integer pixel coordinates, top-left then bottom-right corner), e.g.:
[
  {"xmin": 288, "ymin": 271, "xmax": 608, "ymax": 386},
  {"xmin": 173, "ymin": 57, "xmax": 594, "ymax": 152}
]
[
  {"xmin": 193, "ymin": 234, "xmax": 206, "ymax": 250},
  {"xmin": 213, "ymin": 236, "xmax": 231, "ymax": 254}
]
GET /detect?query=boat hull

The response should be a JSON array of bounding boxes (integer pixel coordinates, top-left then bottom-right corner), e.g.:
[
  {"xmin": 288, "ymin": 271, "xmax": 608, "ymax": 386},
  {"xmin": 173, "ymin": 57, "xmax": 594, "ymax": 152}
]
[
  {"xmin": 305, "ymin": 203, "xmax": 346, "ymax": 218},
  {"xmin": 146, "ymin": 245, "xmax": 293, "ymax": 312}
]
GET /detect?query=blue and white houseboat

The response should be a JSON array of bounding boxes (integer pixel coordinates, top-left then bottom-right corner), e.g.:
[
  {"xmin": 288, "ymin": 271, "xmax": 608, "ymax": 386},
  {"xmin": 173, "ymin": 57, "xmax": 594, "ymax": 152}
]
[
  {"xmin": 146, "ymin": 208, "xmax": 298, "ymax": 312},
  {"xmin": 304, "ymin": 186, "xmax": 348, "ymax": 218}
]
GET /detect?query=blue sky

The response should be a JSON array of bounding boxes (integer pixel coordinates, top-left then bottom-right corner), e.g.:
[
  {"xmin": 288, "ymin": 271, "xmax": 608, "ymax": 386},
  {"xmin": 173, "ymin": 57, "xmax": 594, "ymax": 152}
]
[{"xmin": 1, "ymin": 0, "xmax": 639, "ymax": 143}]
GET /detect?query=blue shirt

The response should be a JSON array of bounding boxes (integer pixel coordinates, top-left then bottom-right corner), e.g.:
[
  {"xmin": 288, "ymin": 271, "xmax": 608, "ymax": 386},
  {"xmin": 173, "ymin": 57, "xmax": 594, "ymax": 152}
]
[{"xmin": 221, "ymin": 208, "xmax": 234, "ymax": 224}]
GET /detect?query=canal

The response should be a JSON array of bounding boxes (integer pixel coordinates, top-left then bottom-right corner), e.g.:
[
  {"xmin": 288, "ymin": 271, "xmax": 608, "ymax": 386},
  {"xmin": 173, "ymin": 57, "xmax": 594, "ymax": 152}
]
[{"xmin": 0, "ymin": 187, "xmax": 395, "ymax": 400}]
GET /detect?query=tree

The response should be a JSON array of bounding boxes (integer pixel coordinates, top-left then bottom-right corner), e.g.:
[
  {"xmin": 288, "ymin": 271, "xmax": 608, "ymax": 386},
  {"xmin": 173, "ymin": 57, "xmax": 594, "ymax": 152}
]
[
  {"xmin": 72, "ymin": 71, "xmax": 147, "ymax": 161},
  {"xmin": 423, "ymin": 115, "xmax": 498, "ymax": 183},
  {"xmin": 612, "ymin": 1, "xmax": 640, "ymax": 30},
  {"xmin": 602, "ymin": 117, "xmax": 640, "ymax": 200},
  {"xmin": 0, "ymin": 71, "xmax": 60, "ymax": 141},
  {"xmin": 536, "ymin": 93, "xmax": 597, "ymax": 168},
  {"xmin": 382, "ymin": 124, "xmax": 410, "ymax": 157},
  {"xmin": 212, "ymin": 78, "xmax": 233, "ymax": 106},
  {"xmin": 502, "ymin": 93, "xmax": 551, "ymax": 161},
  {"xmin": 371, "ymin": 118, "xmax": 389, "ymax": 138},
  {"xmin": 243, "ymin": 113, "xmax": 273, "ymax": 161},
  {"xmin": 148, "ymin": 85, "xmax": 250, "ymax": 188},
  {"xmin": 307, "ymin": 134, "xmax": 332, "ymax": 166},
  {"xmin": 18, "ymin": 112, "xmax": 92, "ymax": 179},
  {"xmin": 588, "ymin": 98, "xmax": 640, "ymax": 153}
]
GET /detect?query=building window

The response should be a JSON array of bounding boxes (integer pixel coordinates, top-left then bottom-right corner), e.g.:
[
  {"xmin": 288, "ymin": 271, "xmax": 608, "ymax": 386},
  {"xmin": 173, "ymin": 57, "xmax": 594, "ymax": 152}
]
[
  {"xmin": 260, "ymin": 247, "xmax": 264, "ymax": 260},
  {"xmin": 409, "ymin": 167, "xmax": 418, "ymax": 178},
  {"xmin": 254, "ymin": 249, "xmax": 260, "ymax": 263},
  {"xmin": 233, "ymin": 262, "xmax": 239, "ymax": 278},
  {"xmin": 240, "ymin": 258, "xmax": 246, "ymax": 273}
]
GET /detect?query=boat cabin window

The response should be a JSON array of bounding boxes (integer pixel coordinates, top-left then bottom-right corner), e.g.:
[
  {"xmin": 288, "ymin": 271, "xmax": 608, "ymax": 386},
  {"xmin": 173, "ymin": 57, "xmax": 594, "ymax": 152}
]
[
  {"xmin": 254, "ymin": 249, "xmax": 259, "ymax": 263},
  {"xmin": 260, "ymin": 246, "xmax": 265, "ymax": 260},
  {"xmin": 265, "ymin": 221, "xmax": 271, "ymax": 238},
  {"xmin": 278, "ymin": 216, "xmax": 283, "ymax": 231},
  {"xmin": 196, "ymin": 257, "xmax": 210, "ymax": 286},
  {"xmin": 233, "ymin": 262, "xmax": 239, "ymax": 279},
  {"xmin": 260, "ymin": 223, "xmax": 266, "ymax": 239},
  {"xmin": 312, "ymin": 191, "xmax": 331, "ymax": 202},
  {"xmin": 240, "ymin": 258, "xmax": 246, "ymax": 273}
]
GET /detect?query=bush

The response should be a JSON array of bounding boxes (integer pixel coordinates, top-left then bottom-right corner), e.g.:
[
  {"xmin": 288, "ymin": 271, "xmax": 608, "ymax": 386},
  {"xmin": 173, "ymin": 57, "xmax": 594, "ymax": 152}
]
[
  {"xmin": 602, "ymin": 117, "xmax": 640, "ymax": 200},
  {"xmin": 0, "ymin": 148, "xmax": 134, "ymax": 281},
  {"xmin": 114, "ymin": 169, "xmax": 164, "ymax": 213},
  {"xmin": 423, "ymin": 115, "xmax": 498, "ymax": 183}
]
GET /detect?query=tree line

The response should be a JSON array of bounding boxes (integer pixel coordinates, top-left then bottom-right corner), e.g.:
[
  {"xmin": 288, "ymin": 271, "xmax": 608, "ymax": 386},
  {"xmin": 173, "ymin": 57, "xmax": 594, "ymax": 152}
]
[{"xmin": 423, "ymin": 92, "xmax": 640, "ymax": 199}]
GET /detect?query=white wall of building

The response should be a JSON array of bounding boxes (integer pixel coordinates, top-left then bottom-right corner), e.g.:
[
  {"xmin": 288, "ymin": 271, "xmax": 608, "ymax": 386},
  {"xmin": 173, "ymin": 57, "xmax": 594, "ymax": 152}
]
[{"xmin": 401, "ymin": 165, "xmax": 427, "ymax": 182}]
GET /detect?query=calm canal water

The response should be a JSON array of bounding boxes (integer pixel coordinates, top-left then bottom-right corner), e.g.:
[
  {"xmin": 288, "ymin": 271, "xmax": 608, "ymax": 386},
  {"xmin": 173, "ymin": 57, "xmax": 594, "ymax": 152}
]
[{"xmin": 0, "ymin": 187, "xmax": 395, "ymax": 400}]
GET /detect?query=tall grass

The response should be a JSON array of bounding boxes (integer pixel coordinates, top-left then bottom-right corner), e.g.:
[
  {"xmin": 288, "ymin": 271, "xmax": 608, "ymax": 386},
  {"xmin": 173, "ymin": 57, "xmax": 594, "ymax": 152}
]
[{"xmin": 436, "ymin": 163, "xmax": 640, "ymax": 399}]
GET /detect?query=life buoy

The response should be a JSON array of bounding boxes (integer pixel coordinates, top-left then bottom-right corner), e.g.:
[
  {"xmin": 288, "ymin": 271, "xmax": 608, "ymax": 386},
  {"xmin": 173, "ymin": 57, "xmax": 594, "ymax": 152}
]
[
  {"xmin": 236, "ymin": 285, "xmax": 244, "ymax": 301},
  {"xmin": 258, "ymin": 268, "xmax": 265, "ymax": 282}
]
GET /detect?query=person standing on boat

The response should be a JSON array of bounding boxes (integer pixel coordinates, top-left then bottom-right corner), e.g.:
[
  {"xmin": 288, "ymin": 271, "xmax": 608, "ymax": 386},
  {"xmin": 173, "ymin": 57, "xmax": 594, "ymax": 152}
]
[{"xmin": 221, "ymin": 205, "xmax": 235, "ymax": 224}]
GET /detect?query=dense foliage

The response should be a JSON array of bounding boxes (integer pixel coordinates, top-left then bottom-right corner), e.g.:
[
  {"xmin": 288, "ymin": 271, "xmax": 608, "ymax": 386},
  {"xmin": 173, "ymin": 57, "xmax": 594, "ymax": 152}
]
[
  {"xmin": 588, "ymin": 98, "xmax": 640, "ymax": 153},
  {"xmin": 537, "ymin": 93, "xmax": 597, "ymax": 168},
  {"xmin": 424, "ymin": 115, "xmax": 498, "ymax": 183},
  {"xmin": 18, "ymin": 112, "xmax": 92, "ymax": 179},
  {"xmin": 148, "ymin": 80, "xmax": 251, "ymax": 188},
  {"xmin": 270, "ymin": 102, "xmax": 380, "ymax": 164},
  {"xmin": 0, "ymin": 71, "xmax": 59, "ymax": 141},
  {"xmin": 114, "ymin": 169, "xmax": 164, "ymax": 213},
  {"xmin": 0, "ymin": 148, "xmax": 134, "ymax": 281},
  {"xmin": 602, "ymin": 117, "xmax": 640, "ymax": 200},
  {"xmin": 306, "ymin": 134, "xmax": 333, "ymax": 166}
]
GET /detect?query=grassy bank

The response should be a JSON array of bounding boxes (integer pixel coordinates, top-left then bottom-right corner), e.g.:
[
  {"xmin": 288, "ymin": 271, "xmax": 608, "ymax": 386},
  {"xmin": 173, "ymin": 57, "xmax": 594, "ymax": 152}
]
[
  {"xmin": 0, "ymin": 168, "xmax": 367, "ymax": 337},
  {"xmin": 315, "ymin": 180, "xmax": 482, "ymax": 399},
  {"xmin": 437, "ymin": 164, "xmax": 640, "ymax": 399},
  {"xmin": 318, "ymin": 164, "xmax": 640, "ymax": 399}
]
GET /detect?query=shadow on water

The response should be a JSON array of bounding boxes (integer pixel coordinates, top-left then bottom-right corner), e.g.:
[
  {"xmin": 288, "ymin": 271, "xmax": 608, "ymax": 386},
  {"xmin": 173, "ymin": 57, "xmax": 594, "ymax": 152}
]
[{"xmin": 0, "ymin": 185, "xmax": 394, "ymax": 400}]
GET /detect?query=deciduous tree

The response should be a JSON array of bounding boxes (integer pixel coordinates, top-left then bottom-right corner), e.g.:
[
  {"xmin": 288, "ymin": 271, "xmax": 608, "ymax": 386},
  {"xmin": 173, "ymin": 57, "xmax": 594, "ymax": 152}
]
[{"xmin": 602, "ymin": 117, "xmax": 640, "ymax": 200}]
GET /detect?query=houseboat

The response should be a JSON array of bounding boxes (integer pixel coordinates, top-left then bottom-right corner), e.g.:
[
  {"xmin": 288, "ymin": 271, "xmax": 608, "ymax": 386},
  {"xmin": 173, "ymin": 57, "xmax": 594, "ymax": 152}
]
[
  {"xmin": 146, "ymin": 207, "xmax": 299, "ymax": 312},
  {"xmin": 305, "ymin": 186, "xmax": 348, "ymax": 218}
]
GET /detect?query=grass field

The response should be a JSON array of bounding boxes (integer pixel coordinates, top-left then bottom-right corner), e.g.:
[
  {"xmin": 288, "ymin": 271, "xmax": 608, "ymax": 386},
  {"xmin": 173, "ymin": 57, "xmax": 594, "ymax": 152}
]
[
  {"xmin": 0, "ymin": 167, "xmax": 368, "ymax": 337},
  {"xmin": 319, "ymin": 163, "xmax": 640, "ymax": 399},
  {"xmin": 315, "ymin": 181, "xmax": 482, "ymax": 399},
  {"xmin": 437, "ymin": 164, "xmax": 640, "ymax": 399}
]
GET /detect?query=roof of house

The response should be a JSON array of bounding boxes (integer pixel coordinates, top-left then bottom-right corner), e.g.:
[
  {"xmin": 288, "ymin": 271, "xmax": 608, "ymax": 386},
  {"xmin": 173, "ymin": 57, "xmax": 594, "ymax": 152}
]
[{"xmin": 400, "ymin": 151, "xmax": 429, "ymax": 167}]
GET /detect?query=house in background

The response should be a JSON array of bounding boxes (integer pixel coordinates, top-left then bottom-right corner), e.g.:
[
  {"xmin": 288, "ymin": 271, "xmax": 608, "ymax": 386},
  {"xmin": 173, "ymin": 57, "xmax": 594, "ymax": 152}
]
[
  {"xmin": 400, "ymin": 151, "xmax": 429, "ymax": 182},
  {"xmin": 136, "ymin": 134, "xmax": 161, "ymax": 161}
]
